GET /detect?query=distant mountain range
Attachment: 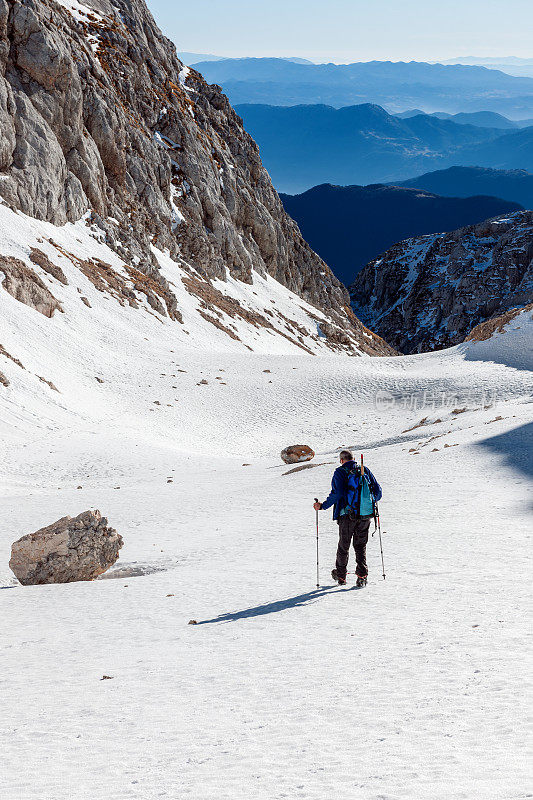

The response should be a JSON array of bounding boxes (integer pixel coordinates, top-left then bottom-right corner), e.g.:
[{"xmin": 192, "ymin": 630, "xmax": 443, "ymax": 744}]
[
  {"xmin": 234, "ymin": 102, "xmax": 533, "ymax": 193},
  {"xmin": 194, "ymin": 58, "xmax": 533, "ymax": 117},
  {"xmin": 452, "ymin": 126, "xmax": 533, "ymax": 173},
  {"xmin": 397, "ymin": 167, "xmax": 533, "ymax": 210},
  {"xmin": 179, "ymin": 53, "xmax": 314, "ymax": 66},
  {"xmin": 439, "ymin": 57, "xmax": 533, "ymax": 80},
  {"xmin": 280, "ymin": 184, "xmax": 522, "ymax": 285},
  {"xmin": 394, "ymin": 110, "xmax": 533, "ymax": 129},
  {"xmin": 178, "ymin": 52, "xmax": 227, "ymax": 65}
]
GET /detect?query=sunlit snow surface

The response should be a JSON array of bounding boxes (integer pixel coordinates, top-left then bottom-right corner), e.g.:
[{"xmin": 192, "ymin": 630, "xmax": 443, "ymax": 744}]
[{"xmin": 0, "ymin": 203, "xmax": 532, "ymax": 800}]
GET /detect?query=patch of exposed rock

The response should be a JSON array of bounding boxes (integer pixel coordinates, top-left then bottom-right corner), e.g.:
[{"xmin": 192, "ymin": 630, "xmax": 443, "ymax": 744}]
[
  {"xmin": 465, "ymin": 302, "xmax": 533, "ymax": 342},
  {"xmin": 9, "ymin": 509, "xmax": 123, "ymax": 585},
  {"xmin": 350, "ymin": 211, "xmax": 533, "ymax": 353},
  {"xmin": 29, "ymin": 247, "xmax": 68, "ymax": 285},
  {"xmin": 0, "ymin": 0, "xmax": 391, "ymax": 353},
  {"xmin": 0, "ymin": 255, "xmax": 62, "ymax": 316},
  {"xmin": 281, "ymin": 445, "xmax": 315, "ymax": 464}
]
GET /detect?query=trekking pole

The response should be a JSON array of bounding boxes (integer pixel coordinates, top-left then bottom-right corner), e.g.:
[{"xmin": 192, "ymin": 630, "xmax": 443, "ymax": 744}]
[
  {"xmin": 375, "ymin": 502, "xmax": 386, "ymax": 580},
  {"xmin": 363, "ymin": 452, "xmax": 385, "ymax": 578},
  {"xmin": 314, "ymin": 498, "xmax": 320, "ymax": 588}
]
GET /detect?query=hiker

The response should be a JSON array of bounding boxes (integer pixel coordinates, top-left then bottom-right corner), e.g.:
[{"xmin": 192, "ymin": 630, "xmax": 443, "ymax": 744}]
[{"xmin": 313, "ymin": 450, "xmax": 382, "ymax": 587}]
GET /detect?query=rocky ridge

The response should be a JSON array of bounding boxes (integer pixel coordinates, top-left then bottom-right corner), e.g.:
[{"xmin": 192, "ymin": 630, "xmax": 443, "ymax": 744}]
[
  {"xmin": 350, "ymin": 210, "xmax": 533, "ymax": 354},
  {"xmin": 0, "ymin": 0, "xmax": 392, "ymax": 355}
]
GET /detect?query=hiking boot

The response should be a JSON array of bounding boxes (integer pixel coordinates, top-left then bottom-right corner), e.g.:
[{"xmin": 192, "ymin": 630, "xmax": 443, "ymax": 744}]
[
  {"xmin": 356, "ymin": 576, "xmax": 368, "ymax": 588},
  {"xmin": 332, "ymin": 569, "xmax": 346, "ymax": 586}
]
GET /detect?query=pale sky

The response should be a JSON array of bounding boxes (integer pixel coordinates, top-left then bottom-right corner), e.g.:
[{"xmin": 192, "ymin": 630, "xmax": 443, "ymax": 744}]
[{"xmin": 146, "ymin": 0, "xmax": 533, "ymax": 62}]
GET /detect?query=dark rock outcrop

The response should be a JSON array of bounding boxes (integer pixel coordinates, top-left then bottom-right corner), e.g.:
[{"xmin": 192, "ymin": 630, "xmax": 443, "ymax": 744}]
[{"xmin": 350, "ymin": 211, "xmax": 533, "ymax": 353}]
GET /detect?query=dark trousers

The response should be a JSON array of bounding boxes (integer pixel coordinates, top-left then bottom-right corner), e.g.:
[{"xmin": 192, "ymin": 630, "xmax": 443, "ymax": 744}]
[{"xmin": 336, "ymin": 514, "xmax": 370, "ymax": 579}]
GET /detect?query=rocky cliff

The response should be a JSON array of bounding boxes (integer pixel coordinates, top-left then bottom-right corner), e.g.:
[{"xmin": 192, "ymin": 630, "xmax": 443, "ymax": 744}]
[
  {"xmin": 0, "ymin": 0, "xmax": 393, "ymax": 355},
  {"xmin": 350, "ymin": 210, "xmax": 533, "ymax": 353}
]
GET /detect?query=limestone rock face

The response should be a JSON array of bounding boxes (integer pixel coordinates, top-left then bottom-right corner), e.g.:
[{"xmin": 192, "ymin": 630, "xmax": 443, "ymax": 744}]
[
  {"xmin": 0, "ymin": 0, "xmax": 394, "ymax": 354},
  {"xmin": 9, "ymin": 510, "xmax": 123, "ymax": 585},
  {"xmin": 350, "ymin": 210, "xmax": 533, "ymax": 353},
  {"xmin": 281, "ymin": 445, "xmax": 315, "ymax": 464},
  {"xmin": 0, "ymin": 255, "xmax": 62, "ymax": 317}
]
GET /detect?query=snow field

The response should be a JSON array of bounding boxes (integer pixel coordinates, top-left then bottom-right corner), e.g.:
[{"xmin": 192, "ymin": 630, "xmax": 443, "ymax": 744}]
[
  {"xmin": 1, "ymin": 205, "xmax": 532, "ymax": 799},
  {"xmin": 2, "ymin": 351, "xmax": 532, "ymax": 799}
]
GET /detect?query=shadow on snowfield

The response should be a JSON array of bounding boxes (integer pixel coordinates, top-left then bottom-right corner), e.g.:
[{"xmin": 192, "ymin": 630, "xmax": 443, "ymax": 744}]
[
  {"xmin": 476, "ymin": 421, "xmax": 533, "ymax": 506},
  {"xmin": 196, "ymin": 584, "xmax": 356, "ymax": 624}
]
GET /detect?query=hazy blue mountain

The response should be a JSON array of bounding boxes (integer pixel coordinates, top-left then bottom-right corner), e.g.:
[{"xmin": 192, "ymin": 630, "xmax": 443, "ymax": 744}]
[
  {"xmin": 431, "ymin": 111, "xmax": 517, "ymax": 128},
  {"xmin": 194, "ymin": 58, "xmax": 533, "ymax": 117},
  {"xmin": 453, "ymin": 126, "xmax": 533, "ymax": 173},
  {"xmin": 178, "ymin": 52, "xmax": 227, "ymax": 65},
  {"xmin": 396, "ymin": 110, "xmax": 519, "ymax": 129},
  {"xmin": 395, "ymin": 109, "xmax": 427, "ymax": 119},
  {"xmin": 282, "ymin": 57, "xmax": 315, "ymax": 65},
  {"xmin": 180, "ymin": 53, "xmax": 314, "ymax": 67},
  {"xmin": 279, "ymin": 184, "xmax": 522, "ymax": 285},
  {"xmin": 396, "ymin": 109, "xmax": 533, "ymax": 128},
  {"xmin": 440, "ymin": 57, "xmax": 533, "ymax": 80},
  {"xmin": 234, "ymin": 103, "xmax": 507, "ymax": 193},
  {"xmin": 397, "ymin": 167, "xmax": 533, "ymax": 209}
]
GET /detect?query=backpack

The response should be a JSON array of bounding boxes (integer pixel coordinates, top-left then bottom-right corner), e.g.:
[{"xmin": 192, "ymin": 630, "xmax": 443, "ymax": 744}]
[{"xmin": 345, "ymin": 465, "xmax": 375, "ymax": 517}]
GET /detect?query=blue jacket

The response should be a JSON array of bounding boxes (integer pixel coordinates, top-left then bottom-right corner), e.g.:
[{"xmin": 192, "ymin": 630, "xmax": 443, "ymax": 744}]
[{"xmin": 321, "ymin": 460, "xmax": 382, "ymax": 520}]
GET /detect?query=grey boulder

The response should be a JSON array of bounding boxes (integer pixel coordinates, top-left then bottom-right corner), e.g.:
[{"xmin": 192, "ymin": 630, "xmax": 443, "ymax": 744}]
[{"xmin": 9, "ymin": 509, "xmax": 123, "ymax": 585}]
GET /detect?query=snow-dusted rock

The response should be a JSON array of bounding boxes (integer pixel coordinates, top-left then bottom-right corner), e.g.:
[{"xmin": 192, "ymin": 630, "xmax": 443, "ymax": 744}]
[
  {"xmin": 9, "ymin": 510, "xmax": 123, "ymax": 585},
  {"xmin": 350, "ymin": 211, "xmax": 533, "ymax": 353},
  {"xmin": 280, "ymin": 445, "xmax": 315, "ymax": 464}
]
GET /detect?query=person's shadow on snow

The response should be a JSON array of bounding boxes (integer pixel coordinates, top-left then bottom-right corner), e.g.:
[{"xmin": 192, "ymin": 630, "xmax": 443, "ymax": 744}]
[{"xmin": 196, "ymin": 584, "xmax": 356, "ymax": 624}]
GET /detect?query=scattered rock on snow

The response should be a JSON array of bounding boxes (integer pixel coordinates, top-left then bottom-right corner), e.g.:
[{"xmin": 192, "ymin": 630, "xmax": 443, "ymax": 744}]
[
  {"xmin": 37, "ymin": 375, "xmax": 59, "ymax": 392},
  {"xmin": 0, "ymin": 344, "xmax": 25, "ymax": 369},
  {"xmin": 280, "ymin": 445, "xmax": 315, "ymax": 464},
  {"xmin": 9, "ymin": 510, "xmax": 123, "ymax": 586}
]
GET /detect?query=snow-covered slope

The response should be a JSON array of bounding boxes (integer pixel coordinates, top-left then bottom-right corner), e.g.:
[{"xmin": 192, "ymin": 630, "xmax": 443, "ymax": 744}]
[
  {"xmin": 351, "ymin": 210, "xmax": 533, "ymax": 353},
  {"xmin": 0, "ymin": 201, "xmax": 394, "ymax": 441},
  {"xmin": 2, "ymin": 231, "xmax": 532, "ymax": 798}
]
